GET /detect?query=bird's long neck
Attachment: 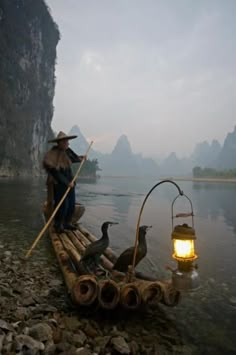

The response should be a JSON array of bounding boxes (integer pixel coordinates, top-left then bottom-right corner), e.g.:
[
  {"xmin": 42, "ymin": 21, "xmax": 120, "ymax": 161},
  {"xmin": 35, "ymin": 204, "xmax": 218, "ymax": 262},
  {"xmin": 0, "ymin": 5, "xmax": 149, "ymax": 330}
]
[
  {"xmin": 101, "ymin": 227, "xmax": 109, "ymax": 240},
  {"xmin": 138, "ymin": 233, "xmax": 147, "ymax": 252}
]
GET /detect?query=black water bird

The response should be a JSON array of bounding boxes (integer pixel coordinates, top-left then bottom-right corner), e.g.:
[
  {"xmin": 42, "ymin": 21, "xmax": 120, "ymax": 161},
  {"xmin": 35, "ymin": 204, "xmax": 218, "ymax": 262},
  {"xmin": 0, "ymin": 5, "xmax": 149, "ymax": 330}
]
[
  {"xmin": 79, "ymin": 221, "xmax": 118, "ymax": 274},
  {"xmin": 113, "ymin": 225, "xmax": 152, "ymax": 272}
]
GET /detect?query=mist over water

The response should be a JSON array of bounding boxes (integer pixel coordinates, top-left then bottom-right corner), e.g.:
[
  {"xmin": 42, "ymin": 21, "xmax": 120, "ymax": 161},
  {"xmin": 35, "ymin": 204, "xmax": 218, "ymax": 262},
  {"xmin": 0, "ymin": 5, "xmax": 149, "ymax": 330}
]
[{"xmin": 0, "ymin": 176, "xmax": 236, "ymax": 353}]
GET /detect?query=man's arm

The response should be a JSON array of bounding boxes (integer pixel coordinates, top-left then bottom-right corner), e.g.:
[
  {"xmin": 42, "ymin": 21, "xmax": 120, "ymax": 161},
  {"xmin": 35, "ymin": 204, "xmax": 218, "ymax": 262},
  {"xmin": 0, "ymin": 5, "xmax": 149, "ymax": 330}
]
[
  {"xmin": 66, "ymin": 148, "xmax": 87, "ymax": 163},
  {"xmin": 43, "ymin": 163, "xmax": 71, "ymax": 187}
]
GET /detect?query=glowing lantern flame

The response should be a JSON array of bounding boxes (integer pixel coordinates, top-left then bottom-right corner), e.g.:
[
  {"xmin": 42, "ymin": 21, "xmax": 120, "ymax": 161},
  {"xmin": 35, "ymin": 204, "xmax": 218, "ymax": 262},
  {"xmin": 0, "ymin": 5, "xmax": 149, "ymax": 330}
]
[
  {"xmin": 173, "ymin": 239, "xmax": 196, "ymax": 259},
  {"xmin": 172, "ymin": 224, "xmax": 197, "ymax": 261}
]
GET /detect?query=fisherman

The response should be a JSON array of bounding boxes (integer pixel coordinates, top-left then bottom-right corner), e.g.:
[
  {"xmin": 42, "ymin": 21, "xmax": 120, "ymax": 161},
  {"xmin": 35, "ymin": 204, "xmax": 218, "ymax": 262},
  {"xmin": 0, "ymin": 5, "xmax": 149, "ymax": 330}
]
[{"xmin": 43, "ymin": 131, "xmax": 86, "ymax": 233}]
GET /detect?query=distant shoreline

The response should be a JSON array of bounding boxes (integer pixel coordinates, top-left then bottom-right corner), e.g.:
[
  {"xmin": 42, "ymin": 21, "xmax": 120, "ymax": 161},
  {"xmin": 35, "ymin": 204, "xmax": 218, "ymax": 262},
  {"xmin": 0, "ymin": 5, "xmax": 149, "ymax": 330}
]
[
  {"xmin": 161, "ymin": 177, "xmax": 236, "ymax": 183},
  {"xmin": 100, "ymin": 175, "xmax": 236, "ymax": 183}
]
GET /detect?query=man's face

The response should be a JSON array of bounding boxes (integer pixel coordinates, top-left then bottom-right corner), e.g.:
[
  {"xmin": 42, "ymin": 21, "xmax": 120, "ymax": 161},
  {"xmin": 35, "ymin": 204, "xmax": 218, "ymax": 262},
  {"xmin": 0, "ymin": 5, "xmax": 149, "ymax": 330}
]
[{"xmin": 58, "ymin": 139, "xmax": 69, "ymax": 150}]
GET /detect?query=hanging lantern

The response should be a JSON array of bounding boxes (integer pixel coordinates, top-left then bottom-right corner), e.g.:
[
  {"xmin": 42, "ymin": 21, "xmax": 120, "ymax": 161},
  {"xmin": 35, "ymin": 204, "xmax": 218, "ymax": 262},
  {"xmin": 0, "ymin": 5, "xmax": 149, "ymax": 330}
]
[
  {"xmin": 169, "ymin": 195, "xmax": 200, "ymax": 291},
  {"xmin": 172, "ymin": 223, "xmax": 197, "ymax": 261}
]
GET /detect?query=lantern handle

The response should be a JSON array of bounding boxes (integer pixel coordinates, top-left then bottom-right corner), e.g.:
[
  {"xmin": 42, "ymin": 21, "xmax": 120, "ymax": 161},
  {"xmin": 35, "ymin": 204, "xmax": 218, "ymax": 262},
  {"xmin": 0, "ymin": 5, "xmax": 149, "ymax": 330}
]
[{"xmin": 171, "ymin": 193, "xmax": 194, "ymax": 230}]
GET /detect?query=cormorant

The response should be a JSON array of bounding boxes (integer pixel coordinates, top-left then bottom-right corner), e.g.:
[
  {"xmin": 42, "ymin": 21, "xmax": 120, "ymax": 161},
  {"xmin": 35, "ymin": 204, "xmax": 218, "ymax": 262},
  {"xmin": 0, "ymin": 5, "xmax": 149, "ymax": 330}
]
[
  {"xmin": 113, "ymin": 225, "xmax": 152, "ymax": 272},
  {"xmin": 79, "ymin": 221, "xmax": 118, "ymax": 274}
]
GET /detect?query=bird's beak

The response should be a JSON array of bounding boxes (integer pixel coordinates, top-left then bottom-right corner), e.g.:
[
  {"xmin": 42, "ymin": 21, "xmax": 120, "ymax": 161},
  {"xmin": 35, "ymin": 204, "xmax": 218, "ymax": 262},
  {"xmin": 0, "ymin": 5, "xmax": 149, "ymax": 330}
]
[
  {"xmin": 147, "ymin": 225, "xmax": 152, "ymax": 230},
  {"xmin": 110, "ymin": 222, "xmax": 119, "ymax": 226}
]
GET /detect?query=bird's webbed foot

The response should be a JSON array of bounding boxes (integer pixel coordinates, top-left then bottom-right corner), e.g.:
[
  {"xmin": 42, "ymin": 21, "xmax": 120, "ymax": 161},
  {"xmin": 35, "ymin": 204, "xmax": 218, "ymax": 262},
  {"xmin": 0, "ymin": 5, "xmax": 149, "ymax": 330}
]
[{"xmin": 96, "ymin": 263, "xmax": 111, "ymax": 278}]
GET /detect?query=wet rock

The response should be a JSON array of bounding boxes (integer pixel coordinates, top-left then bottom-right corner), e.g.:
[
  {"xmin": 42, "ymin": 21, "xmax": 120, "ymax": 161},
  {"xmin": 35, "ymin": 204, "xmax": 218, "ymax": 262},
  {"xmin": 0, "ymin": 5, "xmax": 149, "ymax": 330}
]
[
  {"xmin": 0, "ymin": 332, "xmax": 5, "ymax": 353},
  {"xmin": 229, "ymin": 296, "xmax": 236, "ymax": 306},
  {"xmin": 0, "ymin": 319, "xmax": 14, "ymax": 332},
  {"xmin": 14, "ymin": 334, "xmax": 45, "ymax": 353},
  {"xmin": 92, "ymin": 335, "xmax": 110, "ymax": 353},
  {"xmin": 111, "ymin": 329, "xmax": 130, "ymax": 340},
  {"xmin": 15, "ymin": 306, "xmax": 31, "ymax": 320},
  {"xmin": 62, "ymin": 315, "xmax": 82, "ymax": 331},
  {"xmin": 75, "ymin": 347, "xmax": 93, "ymax": 355},
  {"xmin": 44, "ymin": 340, "xmax": 57, "ymax": 355},
  {"xmin": 28, "ymin": 322, "xmax": 53, "ymax": 342},
  {"xmin": 55, "ymin": 341, "xmax": 76, "ymax": 353},
  {"xmin": 4, "ymin": 251, "xmax": 12, "ymax": 258},
  {"xmin": 49, "ymin": 279, "xmax": 63, "ymax": 287},
  {"xmin": 129, "ymin": 340, "xmax": 139, "ymax": 355},
  {"xmin": 111, "ymin": 336, "xmax": 130, "ymax": 354},
  {"xmin": 72, "ymin": 330, "xmax": 87, "ymax": 347},
  {"xmin": 0, "ymin": 285, "xmax": 15, "ymax": 297},
  {"xmin": 22, "ymin": 296, "xmax": 36, "ymax": 307},
  {"xmin": 32, "ymin": 304, "xmax": 58, "ymax": 313},
  {"xmin": 83, "ymin": 321, "xmax": 99, "ymax": 338}
]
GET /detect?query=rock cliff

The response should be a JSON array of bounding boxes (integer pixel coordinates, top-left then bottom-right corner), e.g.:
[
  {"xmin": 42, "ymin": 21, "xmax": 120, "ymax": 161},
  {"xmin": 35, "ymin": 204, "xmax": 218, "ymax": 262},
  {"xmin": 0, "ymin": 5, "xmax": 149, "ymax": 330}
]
[{"xmin": 0, "ymin": 0, "xmax": 59, "ymax": 176}]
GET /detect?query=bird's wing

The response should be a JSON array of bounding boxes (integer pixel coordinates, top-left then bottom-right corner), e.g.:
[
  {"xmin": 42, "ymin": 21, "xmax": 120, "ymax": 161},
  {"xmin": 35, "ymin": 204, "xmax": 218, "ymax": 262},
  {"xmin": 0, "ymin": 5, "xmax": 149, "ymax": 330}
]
[
  {"xmin": 82, "ymin": 239, "xmax": 107, "ymax": 259},
  {"xmin": 82, "ymin": 240, "xmax": 99, "ymax": 258},
  {"xmin": 113, "ymin": 246, "xmax": 134, "ymax": 271}
]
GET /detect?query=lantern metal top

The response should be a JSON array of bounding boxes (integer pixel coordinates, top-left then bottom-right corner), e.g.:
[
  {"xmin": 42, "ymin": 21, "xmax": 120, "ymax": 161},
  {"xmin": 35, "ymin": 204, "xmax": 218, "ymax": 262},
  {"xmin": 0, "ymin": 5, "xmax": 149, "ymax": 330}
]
[{"xmin": 172, "ymin": 223, "xmax": 196, "ymax": 240}]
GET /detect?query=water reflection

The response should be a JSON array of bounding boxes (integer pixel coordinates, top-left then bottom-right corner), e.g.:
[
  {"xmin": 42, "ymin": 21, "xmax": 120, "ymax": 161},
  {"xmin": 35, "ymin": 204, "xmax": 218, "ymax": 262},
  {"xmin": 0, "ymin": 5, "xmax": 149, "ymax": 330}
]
[
  {"xmin": 111, "ymin": 193, "xmax": 133, "ymax": 221},
  {"xmin": 0, "ymin": 177, "xmax": 52, "ymax": 261},
  {"xmin": 193, "ymin": 182, "xmax": 236, "ymax": 233}
]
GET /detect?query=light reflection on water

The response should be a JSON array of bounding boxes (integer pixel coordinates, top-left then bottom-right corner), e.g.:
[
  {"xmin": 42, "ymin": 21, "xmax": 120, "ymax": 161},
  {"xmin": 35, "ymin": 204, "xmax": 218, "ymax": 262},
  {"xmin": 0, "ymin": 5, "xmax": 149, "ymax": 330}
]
[{"xmin": 0, "ymin": 176, "xmax": 236, "ymax": 354}]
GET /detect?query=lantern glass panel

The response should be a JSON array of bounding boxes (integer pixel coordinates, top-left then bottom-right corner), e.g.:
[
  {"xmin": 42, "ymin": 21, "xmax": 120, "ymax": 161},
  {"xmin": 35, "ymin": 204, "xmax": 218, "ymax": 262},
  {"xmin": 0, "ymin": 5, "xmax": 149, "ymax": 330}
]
[{"xmin": 173, "ymin": 239, "xmax": 195, "ymax": 259}]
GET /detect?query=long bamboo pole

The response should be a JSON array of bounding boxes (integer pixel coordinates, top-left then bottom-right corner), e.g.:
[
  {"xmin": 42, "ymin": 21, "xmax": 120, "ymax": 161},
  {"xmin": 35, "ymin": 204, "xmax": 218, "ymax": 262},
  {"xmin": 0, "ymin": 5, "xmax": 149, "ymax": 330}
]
[{"xmin": 25, "ymin": 141, "xmax": 93, "ymax": 259}]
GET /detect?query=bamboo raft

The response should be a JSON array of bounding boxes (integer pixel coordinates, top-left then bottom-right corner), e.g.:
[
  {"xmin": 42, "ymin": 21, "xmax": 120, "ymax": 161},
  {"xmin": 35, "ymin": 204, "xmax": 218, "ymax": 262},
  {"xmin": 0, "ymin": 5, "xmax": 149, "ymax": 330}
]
[{"xmin": 44, "ymin": 204, "xmax": 181, "ymax": 310}]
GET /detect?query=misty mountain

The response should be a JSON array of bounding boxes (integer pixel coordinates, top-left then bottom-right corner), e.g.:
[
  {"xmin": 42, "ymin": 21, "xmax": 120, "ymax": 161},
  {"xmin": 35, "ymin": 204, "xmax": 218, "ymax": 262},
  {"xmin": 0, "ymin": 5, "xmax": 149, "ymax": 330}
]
[
  {"xmin": 68, "ymin": 125, "xmax": 104, "ymax": 160},
  {"xmin": 216, "ymin": 126, "xmax": 236, "ymax": 169},
  {"xmin": 68, "ymin": 127, "xmax": 159, "ymax": 176},
  {"xmin": 101, "ymin": 134, "xmax": 159, "ymax": 176},
  {"xmin": 159, "ymin": 138, "xmax": 222, "ymax": 176},
  {"xmin": 159, "ymin": 152, "xmax": 193, "ymax": 176},
  {"xmin": 191, "ymin": 140, "xmax": 221, "ymax": 167},
  {"xmin": 190, "ymin": 126, "xmax": 236, "ymax": 171},
  {"xmin": 68, "ymin": 125, "xmax": 236, "ymax": 177}
]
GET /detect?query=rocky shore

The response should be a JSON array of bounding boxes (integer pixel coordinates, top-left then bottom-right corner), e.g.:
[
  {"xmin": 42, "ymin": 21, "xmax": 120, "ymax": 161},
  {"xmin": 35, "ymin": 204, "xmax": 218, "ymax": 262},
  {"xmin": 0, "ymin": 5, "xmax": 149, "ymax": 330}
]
[{"xmin": 0, "ymin": 243, "xmax": 190, "ymax": 354}]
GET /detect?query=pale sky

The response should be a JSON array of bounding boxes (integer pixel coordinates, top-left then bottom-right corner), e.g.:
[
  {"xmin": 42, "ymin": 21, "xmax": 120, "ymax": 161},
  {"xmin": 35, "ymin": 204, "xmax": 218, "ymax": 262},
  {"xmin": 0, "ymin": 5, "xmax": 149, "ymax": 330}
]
[{"xmin": 46, "ymin": 0, "xmax": 236, "ymax": 158}]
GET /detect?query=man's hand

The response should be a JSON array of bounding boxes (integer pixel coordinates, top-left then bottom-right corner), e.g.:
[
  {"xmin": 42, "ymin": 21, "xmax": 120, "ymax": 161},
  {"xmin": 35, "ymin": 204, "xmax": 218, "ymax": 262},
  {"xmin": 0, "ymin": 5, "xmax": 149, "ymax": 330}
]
[{"xmin": 68, "ymin": 181, "xmax": 74, "ymax": 188}]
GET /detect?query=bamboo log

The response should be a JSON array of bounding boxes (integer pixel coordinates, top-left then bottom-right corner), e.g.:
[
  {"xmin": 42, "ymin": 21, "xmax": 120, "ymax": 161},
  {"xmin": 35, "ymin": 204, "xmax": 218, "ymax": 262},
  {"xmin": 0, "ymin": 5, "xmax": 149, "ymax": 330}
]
[
  {"xmin": 56, "ymin": 227, "xmax": 181, "ymax": 308},
  {"xmin": 66, "ymin": 231, "xmax": 86, "ymax": 256},
  {"xmin": 134, "ymin": 280, "xmax": 163, "ymax": 304},
  {"xmin": 120, "ymin": 282, "xmax": 141, "ymax": 310},
  {"xmin": 158, "ymin": 281, "xmax": 181, "ymax": 307},
  {"xmin": 97, "ymin": 279, "xmax": 120, "ymax": 310},
  {"xmin": 51, "ymin": 233, "xmax": 78, "ymax": 293},
  {"xmin": 72, "ymin": 275, "xmax": 98, "ymax": 306},
  {"xmin": 60, "ymin": 233, "xmax": 83, "ymax": 267},
  {"xmin": 52, "ymin": 232, "xmax": 98, "ymax": 306}
]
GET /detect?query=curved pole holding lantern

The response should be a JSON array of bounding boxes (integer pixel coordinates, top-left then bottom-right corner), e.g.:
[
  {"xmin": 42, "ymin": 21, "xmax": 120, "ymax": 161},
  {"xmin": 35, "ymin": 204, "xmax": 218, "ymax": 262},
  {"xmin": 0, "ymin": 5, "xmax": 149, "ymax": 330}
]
[{"xmin": 129, "ymin": 179, "xmax": 183, "ymax": 281}]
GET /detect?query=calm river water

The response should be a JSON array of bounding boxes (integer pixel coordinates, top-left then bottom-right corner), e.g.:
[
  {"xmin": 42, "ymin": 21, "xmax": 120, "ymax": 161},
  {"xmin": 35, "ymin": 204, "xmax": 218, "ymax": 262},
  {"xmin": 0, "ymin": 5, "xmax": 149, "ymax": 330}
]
[{"xmin": 0, "ymin": 176, "xmax": 236, "ymax": 354}]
